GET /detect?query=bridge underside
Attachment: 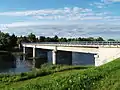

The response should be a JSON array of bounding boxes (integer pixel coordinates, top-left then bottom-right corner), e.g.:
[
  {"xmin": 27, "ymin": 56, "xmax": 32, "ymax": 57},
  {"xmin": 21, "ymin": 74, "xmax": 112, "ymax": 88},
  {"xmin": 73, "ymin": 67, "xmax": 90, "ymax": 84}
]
[{"xmin": 23, "ymin": 47, "xmax": 96, "ymax": 67}]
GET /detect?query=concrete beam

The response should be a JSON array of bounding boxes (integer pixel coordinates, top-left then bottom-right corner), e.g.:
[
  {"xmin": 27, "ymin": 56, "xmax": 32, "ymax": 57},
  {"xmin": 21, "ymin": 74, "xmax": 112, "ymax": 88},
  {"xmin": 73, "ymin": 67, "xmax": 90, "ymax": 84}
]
[{"xmin": 23, "ymin": 44, "xmax": 98, "ymax": 54}]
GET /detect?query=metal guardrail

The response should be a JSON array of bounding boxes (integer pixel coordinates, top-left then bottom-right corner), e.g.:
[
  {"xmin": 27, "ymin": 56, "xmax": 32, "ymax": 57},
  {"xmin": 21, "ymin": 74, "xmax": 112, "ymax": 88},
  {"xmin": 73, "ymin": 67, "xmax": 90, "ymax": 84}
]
[{"xmin": 22, "ymin": 41, "xmax": 120, "ymax": 46}]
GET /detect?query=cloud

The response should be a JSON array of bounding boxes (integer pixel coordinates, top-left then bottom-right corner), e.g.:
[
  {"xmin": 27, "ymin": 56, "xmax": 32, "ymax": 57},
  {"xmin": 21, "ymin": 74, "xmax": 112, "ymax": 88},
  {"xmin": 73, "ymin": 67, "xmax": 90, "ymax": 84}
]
[
  {"xmin": 0, "ymin": 6, "xmax": 120, "ymax": 39},
  {"xmin": 1, "ymin": 23, "xmax": 120, "ymax": 39},
  {"xmin": 102, "ymin": 0, "xmax": 120, "ymax": 2},
  {"xmin": 91, "ymin": 0, "xmax": 120, "ymax": 9},
  {"xmin": 0, "ymin": 6, "xmax": 119, "ymax": 29},
  {"xmin": 90, "ymin": 2, "xmax": 106, "ymax": 8},
  {"xmin": 0, "ymin": 7, "xmax": 111, "ymax": 21},
  {"xmin": 0, "ymin": 7, "xmax": 92, "ymax": 16}
]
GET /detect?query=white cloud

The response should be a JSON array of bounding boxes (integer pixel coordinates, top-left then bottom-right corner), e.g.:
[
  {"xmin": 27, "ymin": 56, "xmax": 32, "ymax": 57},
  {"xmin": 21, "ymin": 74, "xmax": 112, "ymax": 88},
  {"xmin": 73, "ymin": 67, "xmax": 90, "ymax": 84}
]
[
  {"xmin": 102, "ymin": 0, "xmax": 120, "ymax": 2},
  {"xmin": 0, "ymin": 6, "xmax": 117, "ymax": 23},
  {"xmin": 0, "ymin": 7, "xmax": 110, "ymax": 21},
  {"xmin": 0, "ymin": 7, "xmax": 92, "ymax": 16},
  {"xmin": 90, "ymin": 2, "xmax": 106, "ymax": 8},
  {"xmin": 1, "ymin": 7, "xmax": 106, "ymax": 21},
  {"xmin": 1, "ymin": 23, "xmax": 120, "ymax": 39},
  {"xmin": 0, "ymin": 6, "xmax": 120, "ymax": 39},
  {"xmin": 90, "ymin": 0, "xmax": 120, "ymax": 9}
]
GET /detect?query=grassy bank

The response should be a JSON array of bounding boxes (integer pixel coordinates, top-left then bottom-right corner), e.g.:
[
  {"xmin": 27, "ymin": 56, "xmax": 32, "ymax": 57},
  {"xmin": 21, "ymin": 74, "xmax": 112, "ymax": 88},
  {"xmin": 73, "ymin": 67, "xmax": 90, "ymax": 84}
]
[
  {"xmin": 0, "ymin": 58, "xmax": 120, "ymax": 90},
  {"xmin": 0, "ymin": 64, "xmax": 91, "ymax": 89}
]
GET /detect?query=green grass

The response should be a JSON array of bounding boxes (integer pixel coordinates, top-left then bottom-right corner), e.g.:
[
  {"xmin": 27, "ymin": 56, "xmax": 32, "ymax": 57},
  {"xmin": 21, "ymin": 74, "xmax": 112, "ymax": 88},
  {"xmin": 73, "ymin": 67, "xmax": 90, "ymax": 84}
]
[
  {"xmin": 1, "ymin": 58, "xmax": 120, "ymax": 90},
  {"xmin": 0, "ymin": 64, "xmax": 91, "ymax": 89}
]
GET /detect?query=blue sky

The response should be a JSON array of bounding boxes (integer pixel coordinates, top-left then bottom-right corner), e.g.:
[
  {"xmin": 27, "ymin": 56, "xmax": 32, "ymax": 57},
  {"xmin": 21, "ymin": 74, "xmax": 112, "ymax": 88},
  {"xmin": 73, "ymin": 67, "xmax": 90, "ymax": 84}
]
[{"xmin": 0, "ymin": 0, "xmax": 120, "ymax": 39}]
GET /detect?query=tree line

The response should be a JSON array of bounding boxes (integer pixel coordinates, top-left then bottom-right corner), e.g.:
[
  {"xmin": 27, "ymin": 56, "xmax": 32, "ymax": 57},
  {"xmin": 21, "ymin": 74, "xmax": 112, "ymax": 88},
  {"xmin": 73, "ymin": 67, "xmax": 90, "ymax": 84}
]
[{"xmin": 0, "ymin": 31, "xmax": 116, "ymax": 51}]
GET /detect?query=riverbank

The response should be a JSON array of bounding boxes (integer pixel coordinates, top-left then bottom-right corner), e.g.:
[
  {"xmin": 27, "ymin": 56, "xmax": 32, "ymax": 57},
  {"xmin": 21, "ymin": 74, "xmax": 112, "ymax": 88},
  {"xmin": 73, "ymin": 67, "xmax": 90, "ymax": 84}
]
[
  {"xmin": 0, "ymin": 64, "xmax": 92, "ymax": 89},
  {"xmin": 0, "ymin": 58, "xmax": 119, "ymax": 90}
]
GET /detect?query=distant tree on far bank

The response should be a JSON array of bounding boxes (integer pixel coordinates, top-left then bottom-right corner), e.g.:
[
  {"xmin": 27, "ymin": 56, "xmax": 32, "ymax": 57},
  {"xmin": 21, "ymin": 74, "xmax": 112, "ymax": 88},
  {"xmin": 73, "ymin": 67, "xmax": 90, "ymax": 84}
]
[
  {"xmin": 28, "ymin": 33, "xmax": 36, "ymax": 42},
  {"xmin": 59, "ymin": 38, "xmax": 67, "ymax": 42},
  {"xmin": 0, "ymin": 32, "xmax": 10, "ymax": 50},
  {"xmin": 53, "ymin": 35, "xmax": 59, "ymax": 42},
  {"xmin": 9, "ymin": 34, "xmax": 17, "ymax": 48},
  {"xmin": 39, "ymin": 36, "xmax": 46, "ymax": 42},
  {"xmin": 95, "ymin": 37, "xmax": 104, "ymax": 41},
  {"xmin": 107, "ymin": 39, "xmax": 115, "ymax": 41}
]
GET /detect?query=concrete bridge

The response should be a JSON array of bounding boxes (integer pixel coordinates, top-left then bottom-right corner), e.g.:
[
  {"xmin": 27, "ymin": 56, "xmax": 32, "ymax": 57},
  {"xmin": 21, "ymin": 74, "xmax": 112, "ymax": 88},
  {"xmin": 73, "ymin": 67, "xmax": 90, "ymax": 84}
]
[{"xmin": 22, "ymin": 41, "xmax": 120, "ymax": 66}]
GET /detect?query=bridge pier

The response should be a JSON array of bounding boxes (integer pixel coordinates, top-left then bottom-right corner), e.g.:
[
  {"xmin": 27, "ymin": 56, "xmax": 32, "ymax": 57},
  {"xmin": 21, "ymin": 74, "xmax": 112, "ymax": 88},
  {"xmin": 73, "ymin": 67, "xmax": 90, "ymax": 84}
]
[
  {"xmin": 23, "ymin": 47, "xmax": 26, "ymax": 54},
  {"xmin": 52, "ymin": 50, "xmax": 57, "ymax": 64},
  {"xmin": 33, "ymin": 47, "xmax": 36, "ymax": 58},
  {"xmin": 94, "ymin": 54, "xmax": 99, "ymax": 66}
]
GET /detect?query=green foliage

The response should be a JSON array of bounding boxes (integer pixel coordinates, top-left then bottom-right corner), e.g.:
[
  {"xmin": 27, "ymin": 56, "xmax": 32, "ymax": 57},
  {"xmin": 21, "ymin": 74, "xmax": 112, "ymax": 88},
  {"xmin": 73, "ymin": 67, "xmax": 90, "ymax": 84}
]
[
  {"xmin": 39, "ymin": 36, "xmax": 45, "ymax": 42},
  {"xmin": 108, "ymin": 39, "xmax": 115, "ymax": 41},
  {"xmin": 95, "ymin": 37, "xmax": 104, "ymax": 41},
  {"xmin": 9, "ymin": 34, "xmax": 17, "ymax": 48},
  {"xmin": 0, "ymin": 32, "xmax": 11, "ymax": 49},
  {"xmin": 27, "ymin": 33, "xmax": 36, "ymax": 42},
  {"xmin": 0, "ymin": 32, "xmax": 17, "ymax": 50}
]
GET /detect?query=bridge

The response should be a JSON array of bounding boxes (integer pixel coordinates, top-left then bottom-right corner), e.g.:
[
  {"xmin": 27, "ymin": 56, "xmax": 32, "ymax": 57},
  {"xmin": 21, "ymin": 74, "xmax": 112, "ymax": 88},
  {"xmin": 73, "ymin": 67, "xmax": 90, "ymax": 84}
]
[{"xmin": 22, "ymin": 41, "xmax": 120, "ymax": 66}]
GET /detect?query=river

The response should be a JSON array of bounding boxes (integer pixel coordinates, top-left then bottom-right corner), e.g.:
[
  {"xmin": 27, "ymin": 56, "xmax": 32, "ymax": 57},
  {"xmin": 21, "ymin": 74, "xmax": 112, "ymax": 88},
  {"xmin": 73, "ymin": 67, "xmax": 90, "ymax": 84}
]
[{"xmin": 0, "ymin": 51, "xmax": 95, "ymax": 74}]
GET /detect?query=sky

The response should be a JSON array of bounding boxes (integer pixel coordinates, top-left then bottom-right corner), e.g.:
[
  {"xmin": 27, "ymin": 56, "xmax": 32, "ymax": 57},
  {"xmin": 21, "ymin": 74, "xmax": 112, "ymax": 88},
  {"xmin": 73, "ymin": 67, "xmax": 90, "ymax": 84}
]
[{"xmin": 0, "ymin": 0, "xmax": 120, "ymax": 39}]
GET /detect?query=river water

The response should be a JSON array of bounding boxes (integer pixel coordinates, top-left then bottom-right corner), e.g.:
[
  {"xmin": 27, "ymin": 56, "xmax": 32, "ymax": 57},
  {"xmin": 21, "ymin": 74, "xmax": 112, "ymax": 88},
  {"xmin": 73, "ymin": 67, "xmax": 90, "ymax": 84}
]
[{"xmin": 0, "ymin": 51, "xmax": 95, "ymax": 74}]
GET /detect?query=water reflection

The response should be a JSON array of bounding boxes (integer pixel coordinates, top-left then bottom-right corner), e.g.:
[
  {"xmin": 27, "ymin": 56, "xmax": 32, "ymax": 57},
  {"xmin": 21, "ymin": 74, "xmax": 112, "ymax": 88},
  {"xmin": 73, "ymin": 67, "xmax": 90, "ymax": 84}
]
[{"xmin": 0, "ymin": 55, "xmax": 33, "ymax": 74}]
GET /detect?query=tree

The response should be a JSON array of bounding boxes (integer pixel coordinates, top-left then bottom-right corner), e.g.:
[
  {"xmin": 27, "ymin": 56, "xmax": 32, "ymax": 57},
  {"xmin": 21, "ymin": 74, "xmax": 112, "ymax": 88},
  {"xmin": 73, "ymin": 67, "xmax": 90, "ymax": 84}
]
[
  {"xmin": 0, "ymin": 32, "xmax": 11, "ymax": 50},
  {"xmin": 87, "ymin": 37, "xmax": 95, "ymax": 41},
  {"xmin": 108, "ymin": 39, "xmax": 115, "ymax": 41},
  {"xmin": 53, "ymin": 35, "xmax": 58, "ymax": 42},
  {"xmin": 95, "ymin": 37, "xmax": 104, "ymax": 41},
  {"xmin": 28, "ymin": 33, "xmax": 36, "ymax": 42},
  {"xmin": 59, "ymin": 38, "xmax": 67, "ymax": 42},
  {"xmin": 45, "ymin": 37, "xmax": 52, "ymax": 42},
  {"xmin": 39, "ymin": 36, "xmax": 46, "ymax": 42},
  {"xmin": 9, "ymin": 34, "xmax": 17, "ymax": 48}
]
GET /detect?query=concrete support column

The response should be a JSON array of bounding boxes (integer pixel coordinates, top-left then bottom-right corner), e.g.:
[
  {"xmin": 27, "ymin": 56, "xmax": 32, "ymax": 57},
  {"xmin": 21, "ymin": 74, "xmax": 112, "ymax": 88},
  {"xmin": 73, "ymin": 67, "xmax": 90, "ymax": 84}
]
[
  {"xmin": 33, "ymin": 47, "xmax": 36, "ymax": 58},
  {"xmin": 23, "ymin": 47, "xmax": 26, "ymax": 54},
  {"xmin": 94, "ymin": 54, "xmax": 99, "ymax": 66},
  {"xmin": 52, "ymin": 50, "xmax": 57, "ymax": 64},
  {"xmin": 23, "ymin": 55, "xmax": 26, "ymax": 61}
]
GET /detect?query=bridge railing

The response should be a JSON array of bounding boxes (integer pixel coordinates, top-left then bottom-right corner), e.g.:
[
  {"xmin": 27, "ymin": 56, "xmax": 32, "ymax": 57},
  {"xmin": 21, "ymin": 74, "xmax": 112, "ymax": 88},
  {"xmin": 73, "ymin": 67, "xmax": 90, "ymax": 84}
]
[{"xmin": 22, "ymin": 41, "xmax": 120, "ymax": 46}]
